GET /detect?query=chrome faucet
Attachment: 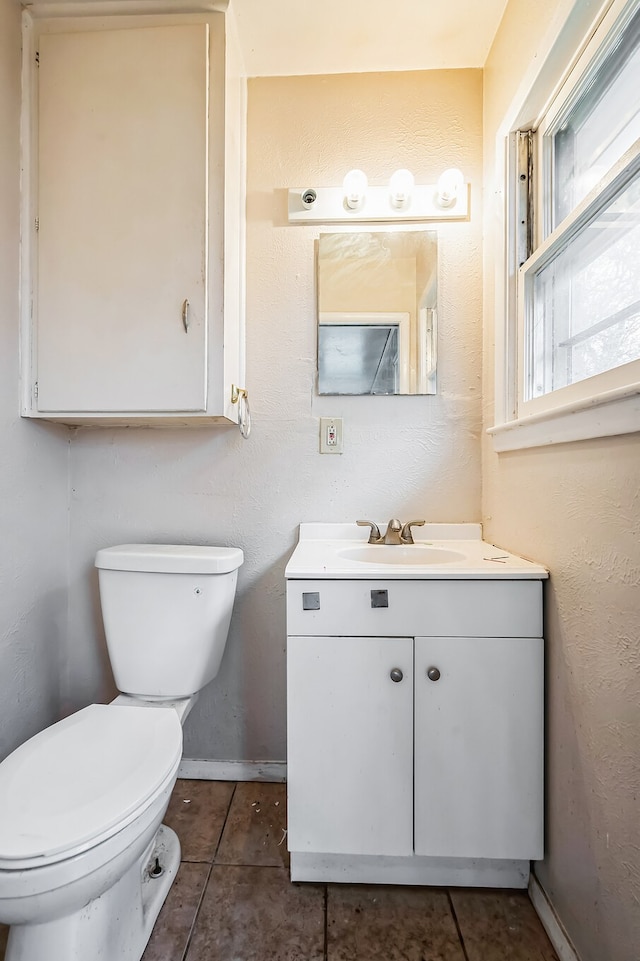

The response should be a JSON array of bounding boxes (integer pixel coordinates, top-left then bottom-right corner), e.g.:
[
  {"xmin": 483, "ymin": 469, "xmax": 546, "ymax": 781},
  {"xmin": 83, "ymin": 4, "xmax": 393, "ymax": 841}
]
[
  {"xmin": 357, "ymin": 519, "xmax": 426, "ymax": 545},
  {"xmin": 382, "ymin": 518, "xmax": 403, "ymax": 544}
]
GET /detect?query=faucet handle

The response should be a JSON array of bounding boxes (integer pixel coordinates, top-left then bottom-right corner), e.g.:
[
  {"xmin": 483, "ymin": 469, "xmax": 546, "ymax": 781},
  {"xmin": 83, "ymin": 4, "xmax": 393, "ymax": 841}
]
[
  {"xmin": 401, "ymin": 519, "xmax": 426, "ymax": 544},
  {"xmin": 357, "ymin": 520, "xmax": 382, "ymax": 544}
]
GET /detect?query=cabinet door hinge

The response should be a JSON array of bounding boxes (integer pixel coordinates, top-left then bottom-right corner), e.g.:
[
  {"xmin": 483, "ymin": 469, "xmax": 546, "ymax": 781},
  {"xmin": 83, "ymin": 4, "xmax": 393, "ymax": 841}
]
[
  {"xmin": 35, "ymin": 50, "xmax": 40, "ymax": 67},
  {"xmin": 34, "ymin": 382, "xmax": 39, "ymax": 399},
  {"xmin": 34, "ymin": 217, "xmax": 39, "ymax": 233}
]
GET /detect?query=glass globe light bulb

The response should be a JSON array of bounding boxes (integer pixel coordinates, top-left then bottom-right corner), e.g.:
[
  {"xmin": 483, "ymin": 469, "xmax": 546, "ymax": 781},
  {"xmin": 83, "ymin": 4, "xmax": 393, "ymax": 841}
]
[
  {"xmin": 437, "ymin": 168, "xmax": 464, "ymax": 208},
  {"xmin": 389, "ymin": 169, "xmax": 415, "ymax": 208},
  {"xmin": 343, "ymin": 169, "xmax": 368, "ymax": 210}
]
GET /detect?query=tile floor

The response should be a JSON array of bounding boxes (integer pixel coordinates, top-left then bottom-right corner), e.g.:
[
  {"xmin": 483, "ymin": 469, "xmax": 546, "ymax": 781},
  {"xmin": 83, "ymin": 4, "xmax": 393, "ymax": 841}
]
[{"xmin": 0, "ymin": 779, "xmax": 560, "ymax": 961}]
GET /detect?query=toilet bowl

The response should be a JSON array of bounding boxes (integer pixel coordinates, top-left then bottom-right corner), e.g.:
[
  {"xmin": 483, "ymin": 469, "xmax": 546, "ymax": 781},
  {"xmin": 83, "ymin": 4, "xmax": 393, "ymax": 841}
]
[{"xmin": 0, "ymin": 543, "xmax": 243, "ymax": 961}]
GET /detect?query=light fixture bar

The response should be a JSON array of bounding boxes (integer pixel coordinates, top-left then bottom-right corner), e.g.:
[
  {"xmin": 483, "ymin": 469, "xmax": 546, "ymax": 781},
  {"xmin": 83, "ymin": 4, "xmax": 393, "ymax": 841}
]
[{"xmin": 287, "ymin": 182, "xmax": 469, "ymax": 224}]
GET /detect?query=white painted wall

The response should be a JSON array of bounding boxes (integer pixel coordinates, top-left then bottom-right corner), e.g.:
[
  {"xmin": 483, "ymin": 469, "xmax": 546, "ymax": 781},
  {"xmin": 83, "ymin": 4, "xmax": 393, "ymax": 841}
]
[
  {"xmin": 0, "ymin": 0, "xmax": 69, "ymax": 762},
  {"xmin": 65, "ymin": 68, "xmax": 484, "ymax": 762},
  {"xmin": 483, "ymin": 2, "xmax": 640, "ymax": 959}
]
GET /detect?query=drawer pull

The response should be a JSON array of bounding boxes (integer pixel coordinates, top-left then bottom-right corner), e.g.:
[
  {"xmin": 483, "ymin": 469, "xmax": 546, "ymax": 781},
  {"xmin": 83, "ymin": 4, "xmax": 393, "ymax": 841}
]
[
  {"xmin": 427, "ymin": 666, "xmax": 441, "ymax": 682},
  {"xmin": 390, "ymin": 668, "xmax": 403, "ymax": 683},
  {"xmin": 371, "ymin": 589, "xmax": 388, "ymax": 608},
  {"xmin": 302, "ymin": 592, "xmax": 320, "ymax": 610}
]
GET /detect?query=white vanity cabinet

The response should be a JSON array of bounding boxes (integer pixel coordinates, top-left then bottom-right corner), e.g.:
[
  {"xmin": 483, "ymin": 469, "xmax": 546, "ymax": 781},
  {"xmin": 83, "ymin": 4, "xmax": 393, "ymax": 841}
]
[
  {"xmin": 413, "ymin": 634, "xmax": 543, "ymax": 860},
  {"xmin": 21, "ymin": 7, "xmax": 246, "ymax": 426},
  {"xmin": 288, "ymin": 634, "xmax": 415, "ymax": 858},
  {"xmin": 286, "ymin": 577, "xmax": 544, "ymax": 887}
]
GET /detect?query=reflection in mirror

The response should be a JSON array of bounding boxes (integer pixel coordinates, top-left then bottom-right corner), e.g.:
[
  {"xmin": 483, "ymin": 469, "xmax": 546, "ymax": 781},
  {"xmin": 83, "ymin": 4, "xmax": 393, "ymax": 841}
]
[{"xmin": 317, "ymin": 231, "xmax": 437, "ymax": 395}]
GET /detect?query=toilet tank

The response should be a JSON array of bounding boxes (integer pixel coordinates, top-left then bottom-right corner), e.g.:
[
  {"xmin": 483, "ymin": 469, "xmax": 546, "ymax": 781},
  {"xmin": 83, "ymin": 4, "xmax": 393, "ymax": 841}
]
[{"xmin": 95, "ymin": 544, "xmax": 244, "ymax": 699}]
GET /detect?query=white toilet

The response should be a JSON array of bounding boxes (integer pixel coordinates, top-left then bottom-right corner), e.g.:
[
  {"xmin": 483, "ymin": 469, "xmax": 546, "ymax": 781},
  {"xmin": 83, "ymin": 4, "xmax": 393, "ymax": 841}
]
[{"xmin": 0, "ymin": 542, "xmax": 243, "ymax": 961}]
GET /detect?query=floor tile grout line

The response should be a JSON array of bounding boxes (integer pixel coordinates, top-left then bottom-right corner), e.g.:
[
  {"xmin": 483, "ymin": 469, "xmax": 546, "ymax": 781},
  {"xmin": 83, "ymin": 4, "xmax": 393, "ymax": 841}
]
[
  {"xmin": 181, "ymin": 782, "xmax": 238, "ymax": 961},
  {"xmin": 323, "ymin": 884, "xmax": 328, "ymax": 961},
  {"xmin": 212, "ymin": 781, "xmax": 239, "ymax": 864},
  {"xmin": 181, "ymin": 860, "xmax": 216, "ymax": 961},
  {"xmin": 447, "ymin": 890, "xmax": 471, "ymax": 961}
]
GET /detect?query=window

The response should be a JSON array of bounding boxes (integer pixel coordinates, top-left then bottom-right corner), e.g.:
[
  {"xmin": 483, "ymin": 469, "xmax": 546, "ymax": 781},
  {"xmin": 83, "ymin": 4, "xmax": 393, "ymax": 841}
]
[
  {"xmin": 491, "ymin": 0, "xmax": 640, "ymax": 449},
  {"xmin": 523, "ymin": 162, "xmax": 640, "ymax": 410},
  {"xmin": 547, "ymin": 4, "xmax": 640, "ymax": 231}
]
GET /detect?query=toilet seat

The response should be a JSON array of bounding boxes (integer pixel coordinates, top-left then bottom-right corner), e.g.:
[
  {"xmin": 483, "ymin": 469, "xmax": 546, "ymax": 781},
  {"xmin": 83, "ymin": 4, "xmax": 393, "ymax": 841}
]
[{"xmin": 0, "ymin": 704, "xmax": 182, "ymax": 870}]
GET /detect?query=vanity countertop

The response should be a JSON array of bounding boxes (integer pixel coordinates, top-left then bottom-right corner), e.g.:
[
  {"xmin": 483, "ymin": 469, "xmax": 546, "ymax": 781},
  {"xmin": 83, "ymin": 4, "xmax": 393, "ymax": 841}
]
[{"xmin": 285, "ymin": 523, "xmax": 549, "ymax": 580}]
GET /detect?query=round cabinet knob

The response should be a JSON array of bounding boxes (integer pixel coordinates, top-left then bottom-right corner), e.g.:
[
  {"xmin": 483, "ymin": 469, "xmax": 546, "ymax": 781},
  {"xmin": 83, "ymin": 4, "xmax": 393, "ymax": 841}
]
[
  {"xmin": 390, "ymin": 668, "xmax": 403, "ymax": 683},
  {"xmin": 427, "ymin": 667, "xmax": 441, "ymax": 682}
]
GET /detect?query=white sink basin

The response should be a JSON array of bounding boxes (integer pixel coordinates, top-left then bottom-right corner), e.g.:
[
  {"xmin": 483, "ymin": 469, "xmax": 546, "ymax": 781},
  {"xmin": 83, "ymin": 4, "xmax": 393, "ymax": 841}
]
[{"xmin": 339, "ymin": 545, "xmax": 466, "ymax": 565}]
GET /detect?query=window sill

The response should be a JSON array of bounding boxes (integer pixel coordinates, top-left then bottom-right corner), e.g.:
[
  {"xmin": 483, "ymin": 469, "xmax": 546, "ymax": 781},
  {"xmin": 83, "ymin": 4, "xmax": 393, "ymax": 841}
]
[{"xmin": 488, "ymin": 385, "xmax": 640, "ymax": 452}]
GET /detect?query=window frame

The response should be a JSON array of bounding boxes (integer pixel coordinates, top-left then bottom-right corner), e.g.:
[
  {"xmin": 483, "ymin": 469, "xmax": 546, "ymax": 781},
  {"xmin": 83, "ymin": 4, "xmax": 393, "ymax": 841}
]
[{"xmin": 489, "ymin": 0, "xmax": 640, "ymax": 451}]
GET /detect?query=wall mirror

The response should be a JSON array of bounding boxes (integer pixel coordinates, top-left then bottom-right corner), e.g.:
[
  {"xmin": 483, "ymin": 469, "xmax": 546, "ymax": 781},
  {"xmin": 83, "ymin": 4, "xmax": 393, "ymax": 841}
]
[{"xmin": 317, "ymin": 230, "xmax": 437, "ymax": 395}]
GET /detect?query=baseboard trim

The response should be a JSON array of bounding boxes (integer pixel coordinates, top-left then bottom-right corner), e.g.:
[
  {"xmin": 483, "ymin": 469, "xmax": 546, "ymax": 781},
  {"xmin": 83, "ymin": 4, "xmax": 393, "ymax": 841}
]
[
  {"xmin": 178, "ymin": 758, "xmax": 287, "ymax": 782},
  {"xmin": 529, "ymin": 873, "xmax": 580, "ymax": 961}
]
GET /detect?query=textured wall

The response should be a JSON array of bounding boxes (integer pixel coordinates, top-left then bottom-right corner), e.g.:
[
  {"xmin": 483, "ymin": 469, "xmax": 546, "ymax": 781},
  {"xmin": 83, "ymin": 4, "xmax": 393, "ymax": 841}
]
[
  {"xmin": 66, "ymin": 68, "xmax": 484, "ymax": 762},
  {"xmin": 0, "ymin": 0, "xmax": 69, "ymax": 762},
  {"xmin": 483, "ymin": 2, "xmax": 640, "ymax": 959}
]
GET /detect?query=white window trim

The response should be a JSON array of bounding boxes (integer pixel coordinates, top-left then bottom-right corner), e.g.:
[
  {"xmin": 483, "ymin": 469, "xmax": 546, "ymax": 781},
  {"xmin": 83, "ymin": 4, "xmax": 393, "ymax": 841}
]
[{"xmin": 488, "ymin": 0, "xmax": 640, "ymax": 451}]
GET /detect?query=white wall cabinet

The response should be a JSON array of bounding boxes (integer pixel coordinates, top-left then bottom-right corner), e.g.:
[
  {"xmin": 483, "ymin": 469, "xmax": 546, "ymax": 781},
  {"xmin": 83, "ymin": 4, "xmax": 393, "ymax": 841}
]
[
  {"xmin": 21, "ymin": 7, "xmax": 246, "ymax": 426},
  {"xmin": 286, "ymin": 579, "xmax": 544, "ymax": 886}
]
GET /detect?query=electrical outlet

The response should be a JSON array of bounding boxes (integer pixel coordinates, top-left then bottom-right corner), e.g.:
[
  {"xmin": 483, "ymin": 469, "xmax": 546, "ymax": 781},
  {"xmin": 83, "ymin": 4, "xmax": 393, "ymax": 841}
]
[{"xmin": 319, "ymin": 417, "xmax": 343, "ymax": 454}]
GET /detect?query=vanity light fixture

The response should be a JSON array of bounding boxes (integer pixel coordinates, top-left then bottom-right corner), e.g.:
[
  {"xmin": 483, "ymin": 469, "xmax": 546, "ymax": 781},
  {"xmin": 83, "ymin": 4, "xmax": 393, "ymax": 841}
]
[{"xmin": 288, "ymin": 168, "xmax": 469, "ymax": 224}]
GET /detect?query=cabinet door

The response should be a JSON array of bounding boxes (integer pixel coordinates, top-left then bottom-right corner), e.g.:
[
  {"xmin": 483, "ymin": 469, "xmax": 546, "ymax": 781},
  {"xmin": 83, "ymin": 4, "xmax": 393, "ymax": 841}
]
[
  {"xmin": 36, "ymin": 24, "xmax": 208, "ymax": 412},
  {"xmin": 414, "ymin": 636, "xmax": 543, "ymax": 860},
  {"xmin": 287, "ymin": 635, "xmax": 413, "ymax": 856}
]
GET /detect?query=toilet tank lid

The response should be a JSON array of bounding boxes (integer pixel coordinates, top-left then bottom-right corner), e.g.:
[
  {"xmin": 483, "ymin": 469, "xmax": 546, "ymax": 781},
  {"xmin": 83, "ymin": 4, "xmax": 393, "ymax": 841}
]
[{"xmin": 95, "ymin": 543, "xmax": 244, "ymax": 574}]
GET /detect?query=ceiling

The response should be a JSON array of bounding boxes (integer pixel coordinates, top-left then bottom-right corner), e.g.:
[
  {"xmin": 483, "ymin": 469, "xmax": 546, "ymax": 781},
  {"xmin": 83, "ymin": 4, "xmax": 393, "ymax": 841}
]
[{"xmin": 231, "ymin": 0, "xmax": 509, "ymax": 77}]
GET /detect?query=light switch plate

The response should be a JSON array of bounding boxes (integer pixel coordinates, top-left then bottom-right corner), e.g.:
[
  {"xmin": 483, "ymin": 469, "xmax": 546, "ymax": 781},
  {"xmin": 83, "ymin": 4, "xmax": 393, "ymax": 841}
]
[{"xmin": 319, "ymin": 416, "xmax": 343, "ymax": 454}]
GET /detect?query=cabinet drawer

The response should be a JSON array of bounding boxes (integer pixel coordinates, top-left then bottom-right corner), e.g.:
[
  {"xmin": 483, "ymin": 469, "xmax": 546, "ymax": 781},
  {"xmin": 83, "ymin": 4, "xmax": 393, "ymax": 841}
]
[{"xmin": 286, "ymin": 579, "xmax": 542, "ymax": 638}]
